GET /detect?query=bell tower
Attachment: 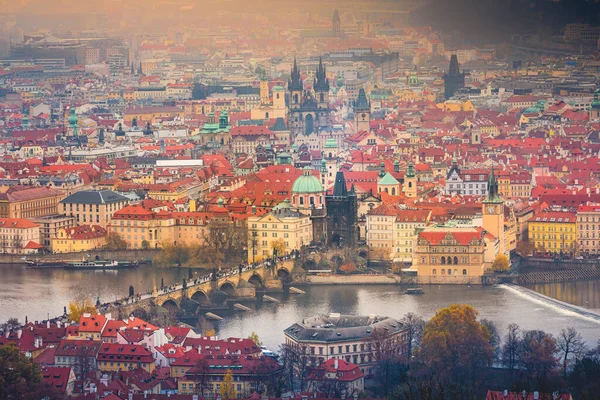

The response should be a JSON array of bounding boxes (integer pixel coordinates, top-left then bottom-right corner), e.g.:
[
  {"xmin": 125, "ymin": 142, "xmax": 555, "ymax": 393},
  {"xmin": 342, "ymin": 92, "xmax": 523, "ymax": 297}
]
[
  {"xmin": 314, "ymin": 57, "xmax": 330, "ymax": 109},
  {"xmin": 482, "ymin": 167, "xmax": 505, "ymax": 255},
  {"xmin": 403, "ymin": 161, "xmax": 417, "ymax": 198},
  {"xmin": 354, "ymin": 88, "xmax": 371, "ymax": 132},
  {"xmin": 288, "ymin": 57, "xmax": 303, "ymax": 111}
]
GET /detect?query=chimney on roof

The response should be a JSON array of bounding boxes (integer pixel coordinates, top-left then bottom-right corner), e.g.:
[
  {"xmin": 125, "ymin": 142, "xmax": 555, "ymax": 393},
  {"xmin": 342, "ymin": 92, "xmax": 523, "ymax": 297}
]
[
  {"xmin": 47, "ymin": 320, "xmax": 50, "ymax": 329},
  {"xmin": 534, "ymin": 392, "xmax": 539, "ymax": 400},
  {"xmin": 503, "ymin": 390, "xmax": 508, "ymax": 398},
  {"xmin": 334, "ymin": 358, "xmax": 339, "ymax": 370},
  {"xmin": 128, "ymin": 393, "xmax": 133, "ymax": 400}
]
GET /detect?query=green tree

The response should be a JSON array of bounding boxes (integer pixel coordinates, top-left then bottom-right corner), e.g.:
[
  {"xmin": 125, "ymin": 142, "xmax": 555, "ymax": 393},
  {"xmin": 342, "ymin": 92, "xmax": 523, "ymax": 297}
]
[
  {"xmin": 419, "ymin": 304, "xmax": 493, "ymax": 380},
  {"xmin": 141, "ymin": 240, "xmax": 150, "ymax": 250},
  {"xmin": 105, "ymin": 232, "xmax": 127, "ymax": 250},
  {"xmin": 248, "ymin": 331, "xmax": 262, "ymax": 347},
  {"xmin": 0, "ymin": 344, "xmax": 43, "ymax": 399},
  {"xmin": 156, "ymin": 242, "xmax": 191, "ymax": 266},
  {"xmin": 219, "ymin": 368, "xmax": 237, "ymax": 399},
  {"xmin": 492, "ymin": 254, "xmax": 510, "ymax": 271},
  {"xmin": 68, "ymin": 298, "xmax": 96, "ymax": 322}
]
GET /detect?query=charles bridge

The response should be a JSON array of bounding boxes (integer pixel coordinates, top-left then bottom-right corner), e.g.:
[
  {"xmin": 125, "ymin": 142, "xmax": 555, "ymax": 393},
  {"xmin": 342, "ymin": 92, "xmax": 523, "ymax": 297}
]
[{"xmin": 101, "ymin": 259, "xmax": 296, "ymax": 320}]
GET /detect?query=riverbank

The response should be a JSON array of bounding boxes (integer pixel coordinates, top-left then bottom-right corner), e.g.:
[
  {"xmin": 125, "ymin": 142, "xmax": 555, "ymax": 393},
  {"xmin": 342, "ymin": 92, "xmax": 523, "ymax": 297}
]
[
  {"xmin": 296, "ymin": 274, "xmax": 410, "ymax": 285},
  {"xmin": 0, "ymin": 249, "xmax": 161, "ymax": 265}
]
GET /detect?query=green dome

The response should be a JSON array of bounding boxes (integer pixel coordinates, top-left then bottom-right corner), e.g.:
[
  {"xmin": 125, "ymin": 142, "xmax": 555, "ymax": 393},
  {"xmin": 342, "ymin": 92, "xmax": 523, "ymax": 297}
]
[
  {"xmin": 292, "ymin": 167, "xmax": 323, "ymax": 194},
  {"xmin": 324, "ymin": 137, "xmax": 338, "ymax": 149},
  {"xmin": 68, "ymin": 108, "xmax": 78, "ymax": 126}
]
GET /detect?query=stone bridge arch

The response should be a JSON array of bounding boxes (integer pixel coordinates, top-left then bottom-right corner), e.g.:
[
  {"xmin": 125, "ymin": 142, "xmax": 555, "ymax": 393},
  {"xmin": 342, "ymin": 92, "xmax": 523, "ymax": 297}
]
[
  {"xmin": 331, "ymin": 254, "xmax": 344, "ymax": 267},
  {"xmin": 131, "ymin": 308, "xmax": 148, "ymax": 320},
  {"xmin": 301, "ymin": 258, "xmax": 317, "ymax": 270},
  {"xmin": 161, "ymin": 298, "xmax": 179, "ymax": 313},
  {"xmin": 219, "ymin": 281, "xmax": 237, "ymax": 296},
  {"xmin": 191, "ymin": 290, "xmax": 209, "ymax": 305},
  {"xmin": 358, "ymin": 249, "xmax": 368, "ymax": 259},
  {"xmin": 277, "ymin": 267, "xmax": 291, "ymax": 279},
  {"xmin": 248, "ymin": 273, "xmax": 264, "ymax": 288}
]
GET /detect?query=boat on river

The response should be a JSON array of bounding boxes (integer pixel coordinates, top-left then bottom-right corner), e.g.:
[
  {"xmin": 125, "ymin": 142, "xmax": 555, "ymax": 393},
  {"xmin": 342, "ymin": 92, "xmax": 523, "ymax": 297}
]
[
  {"xmin": 405, "ymin": 288, "xmax": 424, "ymax": 295},
  {"xmin": 64, "ymin": 260, "xmax": 139, "ymax": 270}
]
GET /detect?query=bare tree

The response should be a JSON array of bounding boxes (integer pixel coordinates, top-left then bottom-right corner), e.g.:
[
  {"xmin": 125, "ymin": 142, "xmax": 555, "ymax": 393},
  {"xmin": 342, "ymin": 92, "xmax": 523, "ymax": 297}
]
[
  {"xmin": 481, "ymin": 318, "xmax": 501, "ymax": 363},
  {"xmin": 279, "ymin": 342, "xmax": 311, "ymax": 392},
  {"xmin": 501, "ymin": 323, "xmax": 521, "ymax": 373},
  {"xmin": 192, "ymin": 358, "xmax": 211, "ymax": 397},
  {"xmin": 400, "ymin": 312, "xmax": 425, "ymax": 363},
  {"xmin": 557, "ymin": 327, "xmax": 588, "ymax": 378}
]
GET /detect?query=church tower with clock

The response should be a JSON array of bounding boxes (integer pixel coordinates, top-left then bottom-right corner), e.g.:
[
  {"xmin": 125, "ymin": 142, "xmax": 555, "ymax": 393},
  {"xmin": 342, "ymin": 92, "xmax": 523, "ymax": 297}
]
[{"xmin": 482, "ymin": 168, "xmax": 505, "ymax": 255}]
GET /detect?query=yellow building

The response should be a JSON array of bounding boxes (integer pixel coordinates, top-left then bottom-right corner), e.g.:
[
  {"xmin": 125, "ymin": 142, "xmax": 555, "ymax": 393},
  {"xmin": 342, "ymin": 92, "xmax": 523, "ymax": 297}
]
[
  {"xmin": 577, "ymin": 204, "xmax": 600, "ymax": 255},
  {"xmin": 247, "ymin": 199, "xmax": 312, "ymax": 263},
  {"xmin": 97, "ymin": 343, "xmax": 155, "ymax": 373},
  {"xmin": 528, "ymin": 211, "xmax": 577, "ymax": 255},
  {"xmin": 60, "ymin": 190, "xmax": 129, "ymax": 228},
  {"xmin": 498, "ymin": 172, "xmax": 532, "ymax": 199},
  {"xmin": 415, "ymin": 226, "xmax": 497, "ymax": 284},
  {"xmin": 366, "ymin": 204, "xmax": 430, "ymax": 262},
  {"xmin": 107, "ymin": 200, "xmax": 244, "ymax": 250},
  {"xmin": 52, "ymin": 225, "xmax": 107, "ymax": 254},
  {"xmin": 0, "ymin": 186, "xmax": 63, "ymax": 219}
]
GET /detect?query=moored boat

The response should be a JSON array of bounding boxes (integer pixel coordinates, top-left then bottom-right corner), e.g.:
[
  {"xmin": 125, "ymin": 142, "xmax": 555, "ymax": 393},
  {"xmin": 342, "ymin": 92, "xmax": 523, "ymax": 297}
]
[
  {"xmin": 25, "ymin": 260, "xmax": 68, "ymax": 268},
  {"xmin": 64, "ymin": 260, "xmax": 139, "ymax": 270},
  {"xmin": 405, "ymin": 288, "xmax": 424, "ymax": 295}
]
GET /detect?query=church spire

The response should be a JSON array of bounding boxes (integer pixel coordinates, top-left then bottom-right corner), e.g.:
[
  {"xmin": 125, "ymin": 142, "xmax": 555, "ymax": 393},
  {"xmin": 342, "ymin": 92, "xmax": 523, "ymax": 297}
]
[
  {"xmin": 484, "ymin": 167, "xmax": 502, "ymax": 203},
  {"xmin": 289, "ymin": 56, "xmax": 303, "ymax": 91},
  {"xmin": 332, "ymin": 171, "xmax": 348, "ymax": 197}
]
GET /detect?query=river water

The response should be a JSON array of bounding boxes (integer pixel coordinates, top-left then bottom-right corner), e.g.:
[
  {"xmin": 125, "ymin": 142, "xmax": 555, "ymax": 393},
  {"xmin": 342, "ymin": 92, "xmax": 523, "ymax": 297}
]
[{"xmin": 1, "ymin": 264, "xmax": 599, "ymax": 350}]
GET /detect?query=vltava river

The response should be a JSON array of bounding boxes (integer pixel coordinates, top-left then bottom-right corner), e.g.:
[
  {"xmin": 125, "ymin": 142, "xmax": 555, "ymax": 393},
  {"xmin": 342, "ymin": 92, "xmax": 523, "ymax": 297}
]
[{"xmin": 1, "ymin": 264, "xmax": 599, "ymax": 350}]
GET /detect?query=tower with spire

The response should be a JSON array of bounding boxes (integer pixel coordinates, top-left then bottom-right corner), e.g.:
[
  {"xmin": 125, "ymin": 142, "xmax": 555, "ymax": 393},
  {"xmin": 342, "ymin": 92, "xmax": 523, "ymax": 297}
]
[
  {"xmin": 326, "ymin": 171, "xmax": 357, "ymax": 247},
  {"xmin": 403, "ymin": 161, "xmax": 417, "ymax": 198},
  {"xmin": 443, "ymin": 54, "xmax": 465, "ymax": 99},
  {"xmin": 332, "ymin": 9, "xmax": 341, "ymax": 36},
  {"xmin": 354, "ymin": 88, "xmax": 371, "ymax": 132},
  {"xmin": 482, "ymin": 167, "xmax": 505, "ymax": 255},
  {"xmin": 287, "ymin": 56, "xmax": 334, "ymax": 142}
]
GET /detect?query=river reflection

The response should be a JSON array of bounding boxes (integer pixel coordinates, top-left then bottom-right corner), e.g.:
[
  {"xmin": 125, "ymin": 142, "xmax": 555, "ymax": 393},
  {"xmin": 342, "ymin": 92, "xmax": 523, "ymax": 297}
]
[
  {"xmin": 0, "ymin": 264, "xmax": 192, "ymax": 322},
  {"xmin": 215, "ymin": 284, "xmax": 600, "ymax": 351},
  {"xmin": 524, "ymin": 281, "xmax": 600, "ymax": 312},
  {"xmin": 1, "ymin": 264, "xmax": 599, "ymax": 352}
]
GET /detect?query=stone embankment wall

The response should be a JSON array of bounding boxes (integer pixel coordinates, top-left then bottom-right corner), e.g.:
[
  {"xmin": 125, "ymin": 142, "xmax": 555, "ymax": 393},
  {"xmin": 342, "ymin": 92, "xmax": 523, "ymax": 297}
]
[
  {"xmin": 297, "ymin": 274, "xmax": 413, "ymax": 285},
  {"xmin": 517, "ymin": 268, "xmax": 600, "ymax": 284},
  {"xmin": 0, "ymin": 249, "xmax": 160, "ymax": 265},
  {"xmin": 521, "ymin": 257, "xmax": 600, "ymax": 271}
]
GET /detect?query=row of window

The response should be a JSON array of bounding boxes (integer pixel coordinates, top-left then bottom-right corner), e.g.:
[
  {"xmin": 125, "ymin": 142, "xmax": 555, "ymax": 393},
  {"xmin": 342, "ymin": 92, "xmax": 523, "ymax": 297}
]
[{"xmin": 432, "ymin": 268, "xmax": 468, "ymax": 276}]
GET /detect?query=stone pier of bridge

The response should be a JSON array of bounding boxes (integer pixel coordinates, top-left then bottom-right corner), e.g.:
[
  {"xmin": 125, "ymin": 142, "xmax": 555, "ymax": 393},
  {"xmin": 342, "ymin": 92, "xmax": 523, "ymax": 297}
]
[{"xmin": 102, "ymin": 260, "xmax": 295, "ymax": 319}]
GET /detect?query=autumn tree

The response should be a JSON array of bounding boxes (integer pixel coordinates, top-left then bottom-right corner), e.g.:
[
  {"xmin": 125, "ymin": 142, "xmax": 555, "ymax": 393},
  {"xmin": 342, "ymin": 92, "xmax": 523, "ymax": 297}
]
[
  {"xmin": 270, "ymin": 238, "xmax": 286, "ymax": 258},
  {"xmin": 156, "ymin": 242, "xmax": 191, "ymax": 266},
  {"xmin": 220, "ymin": 368, "xmax": 237, "ymax": 399},
  {"xmin": 557, "ymin": 327, "xmax": 587, "ymax": 378},
  {"xmin": 419, "ymin": 304, "xmax": 493, "ymax": 381},
  {"xmin": 68, "ymin": 298, "xmax": 96, "ymax": 322},
  {"xmin": 516, "ymin": 240, "xmax": 534, "ymax": 257},
  {"xmin": 400, "ymin": 312, "xmax": 425, "ymax": 362},
  {"xmin": 519, "ymin": 329, "xmax": 559, "ymax": 390},
  {"xmin": 248, "ymin": 331, "xmax": 262, "ymax": 347},
  {"xmin": 192, "ymin": 358, "xmax": 211, "ymax": 398},
  {"xmin": 492, "ymin": 254, "xmax": 510, "ymax": 271},
  {"xmin": 0, "ymin": 344, "xmax": 43, "ymax": 399},
  {"xmin": 105, "ymin": 232, "xmax": 127, "ymax": 250},
  {"xmin": 338, "ymin": 262, "xmax": 357, "ymax": 274}
]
